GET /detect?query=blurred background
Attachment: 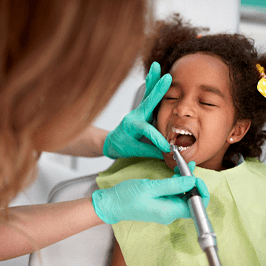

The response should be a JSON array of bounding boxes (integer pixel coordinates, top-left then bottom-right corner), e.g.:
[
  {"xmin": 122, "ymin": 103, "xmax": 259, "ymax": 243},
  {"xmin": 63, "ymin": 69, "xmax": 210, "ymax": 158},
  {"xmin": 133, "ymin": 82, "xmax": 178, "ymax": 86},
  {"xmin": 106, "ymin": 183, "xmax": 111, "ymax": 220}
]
[{"xmin": 3, "ymin": 0, "xmax": 266, "ymax": 265}]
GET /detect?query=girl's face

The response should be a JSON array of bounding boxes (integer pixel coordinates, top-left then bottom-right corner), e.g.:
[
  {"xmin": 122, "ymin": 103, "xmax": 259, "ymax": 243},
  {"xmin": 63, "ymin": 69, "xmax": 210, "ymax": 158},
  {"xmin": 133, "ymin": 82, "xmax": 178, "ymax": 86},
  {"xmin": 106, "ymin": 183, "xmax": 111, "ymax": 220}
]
[{"xmin": 157, "ymin": 53, "xmax": 237, "ymax": 171}]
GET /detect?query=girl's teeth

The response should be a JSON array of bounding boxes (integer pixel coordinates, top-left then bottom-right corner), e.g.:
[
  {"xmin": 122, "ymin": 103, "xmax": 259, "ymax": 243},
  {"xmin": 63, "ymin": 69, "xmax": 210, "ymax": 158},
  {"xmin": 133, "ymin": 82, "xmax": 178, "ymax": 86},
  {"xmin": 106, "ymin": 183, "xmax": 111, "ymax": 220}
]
[
  {"xmin": 179, "ymin": 146, "xmax": 189, "ymax": 151},
  {"xmin": 172, "ymin": 128, "xmax": 192, "ymax": 136}
]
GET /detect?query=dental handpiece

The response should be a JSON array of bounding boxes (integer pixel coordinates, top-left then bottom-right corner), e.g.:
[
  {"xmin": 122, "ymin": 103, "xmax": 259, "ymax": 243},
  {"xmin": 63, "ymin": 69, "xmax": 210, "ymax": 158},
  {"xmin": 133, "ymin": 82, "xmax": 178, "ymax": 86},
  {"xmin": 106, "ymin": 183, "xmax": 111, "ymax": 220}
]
[{"xmin": 170, "ymin": 144, "xmax": 221, "ymax": 266}]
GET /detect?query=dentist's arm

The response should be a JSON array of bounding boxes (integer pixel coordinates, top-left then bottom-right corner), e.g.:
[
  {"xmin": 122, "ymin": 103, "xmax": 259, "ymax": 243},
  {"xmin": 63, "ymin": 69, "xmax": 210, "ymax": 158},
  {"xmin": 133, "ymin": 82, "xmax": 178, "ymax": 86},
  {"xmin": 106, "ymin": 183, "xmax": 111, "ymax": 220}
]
[
  {"xmin": 0, "ymin": 197, "xmax": 103, "ymax": 261},
  {"xmin": 54, "ymin": 125, "xmax": 108, "ymax": 157}
]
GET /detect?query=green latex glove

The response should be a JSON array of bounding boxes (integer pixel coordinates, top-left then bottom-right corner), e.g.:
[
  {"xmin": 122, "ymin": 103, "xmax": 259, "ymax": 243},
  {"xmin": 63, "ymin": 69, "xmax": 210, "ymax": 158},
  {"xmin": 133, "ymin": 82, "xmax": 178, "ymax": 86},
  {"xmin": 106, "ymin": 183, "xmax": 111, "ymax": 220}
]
[
  {"xmin": 92, "ymin": 161, "xmax": 210, "ymax": 225},
  {"xmin": 103, "ymin": 62, "xmax": 171, "ymax": 159}
]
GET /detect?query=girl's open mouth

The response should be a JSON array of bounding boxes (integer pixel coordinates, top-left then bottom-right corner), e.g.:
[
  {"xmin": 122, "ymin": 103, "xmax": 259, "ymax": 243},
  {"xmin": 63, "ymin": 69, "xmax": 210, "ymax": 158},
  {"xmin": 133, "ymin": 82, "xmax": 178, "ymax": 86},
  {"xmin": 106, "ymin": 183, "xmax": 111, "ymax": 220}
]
[{"xmin": 167, "ymin": 127, "xmax": 196, "ymax": 151}]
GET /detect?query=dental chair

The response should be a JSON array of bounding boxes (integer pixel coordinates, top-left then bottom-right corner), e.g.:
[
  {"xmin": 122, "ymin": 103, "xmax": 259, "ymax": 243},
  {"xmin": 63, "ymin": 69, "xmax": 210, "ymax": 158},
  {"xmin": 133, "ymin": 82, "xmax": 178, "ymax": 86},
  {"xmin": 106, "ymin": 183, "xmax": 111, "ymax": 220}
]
[{"xmin": 28, "ymin": 84, "xmax": 146, "ymax": 266}]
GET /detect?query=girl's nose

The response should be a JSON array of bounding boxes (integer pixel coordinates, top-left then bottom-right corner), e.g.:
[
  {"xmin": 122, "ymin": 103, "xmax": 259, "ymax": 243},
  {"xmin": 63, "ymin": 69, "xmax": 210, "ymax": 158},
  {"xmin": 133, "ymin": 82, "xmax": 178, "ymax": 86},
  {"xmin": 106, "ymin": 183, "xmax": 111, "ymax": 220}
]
[{"xmin": 172, "ymin": 98, "xmax": 195, "ymax": 118}]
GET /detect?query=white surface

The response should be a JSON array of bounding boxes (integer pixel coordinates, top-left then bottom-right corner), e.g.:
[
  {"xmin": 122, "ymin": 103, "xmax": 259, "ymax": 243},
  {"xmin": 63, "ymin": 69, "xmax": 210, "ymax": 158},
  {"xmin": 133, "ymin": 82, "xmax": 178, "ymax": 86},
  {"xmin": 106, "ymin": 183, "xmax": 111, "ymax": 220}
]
[
  {"xmin": 240, "ymin": 21, "xmax": 266, "ymax": 52},
  {"xmin": 154, "ymin": 0, "xmax": 240, "ymax": 33}
]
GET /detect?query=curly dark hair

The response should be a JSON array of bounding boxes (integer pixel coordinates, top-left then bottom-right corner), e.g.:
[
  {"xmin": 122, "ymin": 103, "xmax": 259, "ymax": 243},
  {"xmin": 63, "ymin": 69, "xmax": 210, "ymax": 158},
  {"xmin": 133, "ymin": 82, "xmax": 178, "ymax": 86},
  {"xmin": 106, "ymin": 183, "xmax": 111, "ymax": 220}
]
[{"xmin": 142, "ymin": 14, "xmax": 266, "ymax": 163}]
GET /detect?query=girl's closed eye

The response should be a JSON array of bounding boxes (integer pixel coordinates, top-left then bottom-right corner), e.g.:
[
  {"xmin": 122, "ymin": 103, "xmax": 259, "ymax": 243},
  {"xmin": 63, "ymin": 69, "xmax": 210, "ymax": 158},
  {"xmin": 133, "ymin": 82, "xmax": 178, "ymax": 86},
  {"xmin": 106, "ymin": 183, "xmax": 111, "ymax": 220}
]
[
  {"xmin": 198, "ymin": 97, "xmax": 218, "ymax": 107},
  {"xmin": 199, "ymin": 101, "xmax": 216, "ymax": 107}
]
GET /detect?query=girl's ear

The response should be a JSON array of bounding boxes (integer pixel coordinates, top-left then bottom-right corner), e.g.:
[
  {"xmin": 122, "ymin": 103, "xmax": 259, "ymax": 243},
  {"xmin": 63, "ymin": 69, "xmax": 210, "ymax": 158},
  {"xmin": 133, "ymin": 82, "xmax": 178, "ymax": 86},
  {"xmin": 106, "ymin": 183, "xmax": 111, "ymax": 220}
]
[{"xmin": 227, "ymin": 119, "xmax": 251, "ymax": 144}]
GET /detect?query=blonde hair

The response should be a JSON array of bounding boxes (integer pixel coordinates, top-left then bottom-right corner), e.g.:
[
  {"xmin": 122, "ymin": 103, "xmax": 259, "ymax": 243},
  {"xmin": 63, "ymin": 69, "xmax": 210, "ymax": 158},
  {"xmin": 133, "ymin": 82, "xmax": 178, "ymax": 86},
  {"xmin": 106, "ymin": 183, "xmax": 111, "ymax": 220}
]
[{"xmin": 0, "ymin": 0, "xmax": 149, "ymax": 216}]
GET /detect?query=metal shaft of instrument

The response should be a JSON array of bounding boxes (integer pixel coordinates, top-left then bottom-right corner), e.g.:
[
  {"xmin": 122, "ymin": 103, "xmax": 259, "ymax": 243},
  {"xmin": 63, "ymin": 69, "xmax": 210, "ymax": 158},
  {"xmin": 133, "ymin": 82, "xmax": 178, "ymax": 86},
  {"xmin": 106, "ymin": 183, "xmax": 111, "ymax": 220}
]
[{"xmin": 170, "ymin": 144, "xmax": 221, "ymax": 266}]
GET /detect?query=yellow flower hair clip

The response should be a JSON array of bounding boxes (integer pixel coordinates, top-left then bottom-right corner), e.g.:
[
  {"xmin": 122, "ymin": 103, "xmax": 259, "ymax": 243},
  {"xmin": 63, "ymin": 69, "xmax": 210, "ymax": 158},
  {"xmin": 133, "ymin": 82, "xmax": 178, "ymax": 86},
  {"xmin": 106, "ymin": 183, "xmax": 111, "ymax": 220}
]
[{"xmin": 256, "ymin": 64, "xmax": 266, "ymax": 97}]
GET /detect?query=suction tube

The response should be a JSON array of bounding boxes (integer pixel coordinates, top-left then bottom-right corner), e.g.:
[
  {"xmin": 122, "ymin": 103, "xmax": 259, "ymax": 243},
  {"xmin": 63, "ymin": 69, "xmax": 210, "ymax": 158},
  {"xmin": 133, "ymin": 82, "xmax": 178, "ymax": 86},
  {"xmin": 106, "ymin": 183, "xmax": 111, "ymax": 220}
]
[{"xmin": 170, "ymin": 144, "xmax": 221, "ymax": 266}]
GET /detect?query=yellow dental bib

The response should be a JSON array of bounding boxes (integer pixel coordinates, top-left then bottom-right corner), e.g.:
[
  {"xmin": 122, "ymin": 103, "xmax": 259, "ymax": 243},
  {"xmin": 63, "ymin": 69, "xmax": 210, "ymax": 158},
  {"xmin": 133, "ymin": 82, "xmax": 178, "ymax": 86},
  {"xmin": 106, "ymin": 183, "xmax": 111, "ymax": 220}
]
[{"xmin": 96, "ymin": 157, "xmax": 266, "ymax": 266}]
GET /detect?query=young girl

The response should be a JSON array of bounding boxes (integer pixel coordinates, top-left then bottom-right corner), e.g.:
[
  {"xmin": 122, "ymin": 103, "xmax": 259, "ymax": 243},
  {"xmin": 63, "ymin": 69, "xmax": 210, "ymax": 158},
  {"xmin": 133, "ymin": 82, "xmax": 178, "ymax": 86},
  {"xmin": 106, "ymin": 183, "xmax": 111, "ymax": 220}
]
[{"xmin": 96, "ymin": 14, "xmax": 266, "ymax": 265}]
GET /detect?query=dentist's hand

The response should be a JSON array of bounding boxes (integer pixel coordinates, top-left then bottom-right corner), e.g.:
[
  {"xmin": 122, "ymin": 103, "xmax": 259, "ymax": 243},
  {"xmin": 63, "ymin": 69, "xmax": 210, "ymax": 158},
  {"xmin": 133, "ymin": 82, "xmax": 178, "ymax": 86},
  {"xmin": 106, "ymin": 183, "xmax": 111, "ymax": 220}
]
[
  {"xmin": 92, "ymin": 161, "xmax": 210, "ymax": 225},
  {"xmin": 103, "ymin": 62, "xmax": 171, "ymax": 159},
  {"xmin": 172, "ymin": 161, "xmax": 210, "ymax": 218}
]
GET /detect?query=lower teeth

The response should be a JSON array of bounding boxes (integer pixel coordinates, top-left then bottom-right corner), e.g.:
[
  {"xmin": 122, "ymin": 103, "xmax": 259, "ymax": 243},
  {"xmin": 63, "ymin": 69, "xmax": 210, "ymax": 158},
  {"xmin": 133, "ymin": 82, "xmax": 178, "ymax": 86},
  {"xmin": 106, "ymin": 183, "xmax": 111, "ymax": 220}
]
[{"xmin": 178, "ymin": 146, "xmax": 190, "ymax": 151}]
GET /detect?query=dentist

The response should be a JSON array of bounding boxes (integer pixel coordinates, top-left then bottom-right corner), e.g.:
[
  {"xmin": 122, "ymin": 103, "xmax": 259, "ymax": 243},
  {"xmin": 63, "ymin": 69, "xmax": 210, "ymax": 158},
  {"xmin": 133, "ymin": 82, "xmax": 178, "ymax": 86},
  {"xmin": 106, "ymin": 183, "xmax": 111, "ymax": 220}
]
[{"xmin": 0, "ymin": 0, "xmax": 208, "ymax": 261}]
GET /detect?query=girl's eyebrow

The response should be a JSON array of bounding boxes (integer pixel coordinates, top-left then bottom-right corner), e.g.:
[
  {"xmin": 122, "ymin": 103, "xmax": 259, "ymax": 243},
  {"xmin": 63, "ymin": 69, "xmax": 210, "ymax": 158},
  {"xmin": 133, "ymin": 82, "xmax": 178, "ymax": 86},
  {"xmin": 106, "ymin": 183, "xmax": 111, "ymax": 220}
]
[
  {"xmin": 171, "ymin": 82, "xmax": 226, "ymax": 99},
  {"xmin": 200, "ymin": 85, "xmax": 225, "ymax": 99}
]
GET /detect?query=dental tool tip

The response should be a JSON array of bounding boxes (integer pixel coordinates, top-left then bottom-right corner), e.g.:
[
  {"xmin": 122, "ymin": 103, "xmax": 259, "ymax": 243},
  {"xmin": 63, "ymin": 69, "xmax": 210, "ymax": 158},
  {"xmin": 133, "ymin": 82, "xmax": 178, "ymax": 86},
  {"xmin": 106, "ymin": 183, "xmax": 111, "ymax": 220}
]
[{"xmin": 170, "ymin": 144, "xmax": 182, "ymax": 152}]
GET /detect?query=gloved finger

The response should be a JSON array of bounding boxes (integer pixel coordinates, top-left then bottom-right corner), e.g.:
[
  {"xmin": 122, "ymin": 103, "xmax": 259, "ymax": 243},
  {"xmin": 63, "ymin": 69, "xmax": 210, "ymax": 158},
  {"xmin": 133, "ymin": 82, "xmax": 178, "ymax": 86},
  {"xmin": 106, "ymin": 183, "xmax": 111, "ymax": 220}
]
[
  {"xmin": 171, "ymin": 196, "xmax": 191, "ymax": 218},
  {"xmin": 144, "ymin": 62, "xmax": 161, "ymax": 100},
  {"xmin": 123, "ymin": 138, "xmax": 165, "ymax": 159},
  {"xmin": 149, "ymin": 175, "xmax": 196, "ymax": 197},
  {"xmin": 174, "ymin": 161, "xmax": 196, "ymax": 175},
  {"xmin": 133, "ymin": 122, "xmax": 170, "ymax": 153},
  {"xmin": 103, "ymin": 128, "xmax": 165, "ymax": 159},
  {"xmin": 195, "ymin": 177, "xmax": 210, "ymax": 208},
  {"xmin": 141, "ymin": 74, "xmax": 172, "ymax": 119},
  {"xmin": 159, "ymin": 196, "xmax": 191, "ymax": 220}
]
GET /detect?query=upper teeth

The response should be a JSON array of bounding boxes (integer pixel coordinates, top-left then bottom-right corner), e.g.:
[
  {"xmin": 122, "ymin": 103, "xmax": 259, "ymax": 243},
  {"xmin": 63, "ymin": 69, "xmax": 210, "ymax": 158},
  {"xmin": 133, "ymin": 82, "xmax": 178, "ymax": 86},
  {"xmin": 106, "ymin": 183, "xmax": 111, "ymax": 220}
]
[{"xmin": 172, "ymin": 128, "xmax": 192, "ymax": 136}]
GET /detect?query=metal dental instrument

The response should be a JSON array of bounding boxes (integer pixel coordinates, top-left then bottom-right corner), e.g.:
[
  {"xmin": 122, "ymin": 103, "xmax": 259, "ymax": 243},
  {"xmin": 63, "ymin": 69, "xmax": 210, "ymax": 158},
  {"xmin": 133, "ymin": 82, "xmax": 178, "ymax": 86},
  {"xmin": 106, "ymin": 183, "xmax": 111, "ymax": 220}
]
[{"xmin": 170, "ymin": 144, "xmax": 221, "ymax": 266}]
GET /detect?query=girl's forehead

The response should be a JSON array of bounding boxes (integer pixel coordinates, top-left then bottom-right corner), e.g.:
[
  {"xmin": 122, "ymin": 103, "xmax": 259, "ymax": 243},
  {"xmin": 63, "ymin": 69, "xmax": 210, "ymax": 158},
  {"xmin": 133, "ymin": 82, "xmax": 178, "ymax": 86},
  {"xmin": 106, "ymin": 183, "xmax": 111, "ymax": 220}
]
[
  {"xmin": 169, "ymin": 53, "xmax": 232, "ymax": 98},
  {"xmin": 170, "ymin": 53, "xmax": 228, "ymax": 73},
  {"xmin": 170, "ymin": 53, "xmax": 230, "ymax": 83}
]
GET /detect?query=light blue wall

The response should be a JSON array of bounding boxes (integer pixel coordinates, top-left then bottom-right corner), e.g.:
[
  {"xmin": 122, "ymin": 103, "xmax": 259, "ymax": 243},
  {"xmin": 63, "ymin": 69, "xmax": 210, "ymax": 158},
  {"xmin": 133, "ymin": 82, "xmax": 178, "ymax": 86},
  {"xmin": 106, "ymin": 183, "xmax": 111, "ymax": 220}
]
[{"xmin": 242, "ymin": 0, "xmax": 266, "ymax": 8}]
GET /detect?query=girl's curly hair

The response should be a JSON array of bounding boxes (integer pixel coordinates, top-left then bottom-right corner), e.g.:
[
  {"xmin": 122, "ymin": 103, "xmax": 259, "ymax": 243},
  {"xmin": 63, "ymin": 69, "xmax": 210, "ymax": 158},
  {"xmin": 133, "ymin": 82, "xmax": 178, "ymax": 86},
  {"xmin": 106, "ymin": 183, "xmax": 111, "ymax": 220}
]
[{"xmin": 143, "ymin": 14, "xmax": 266, "ymax": 163}]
